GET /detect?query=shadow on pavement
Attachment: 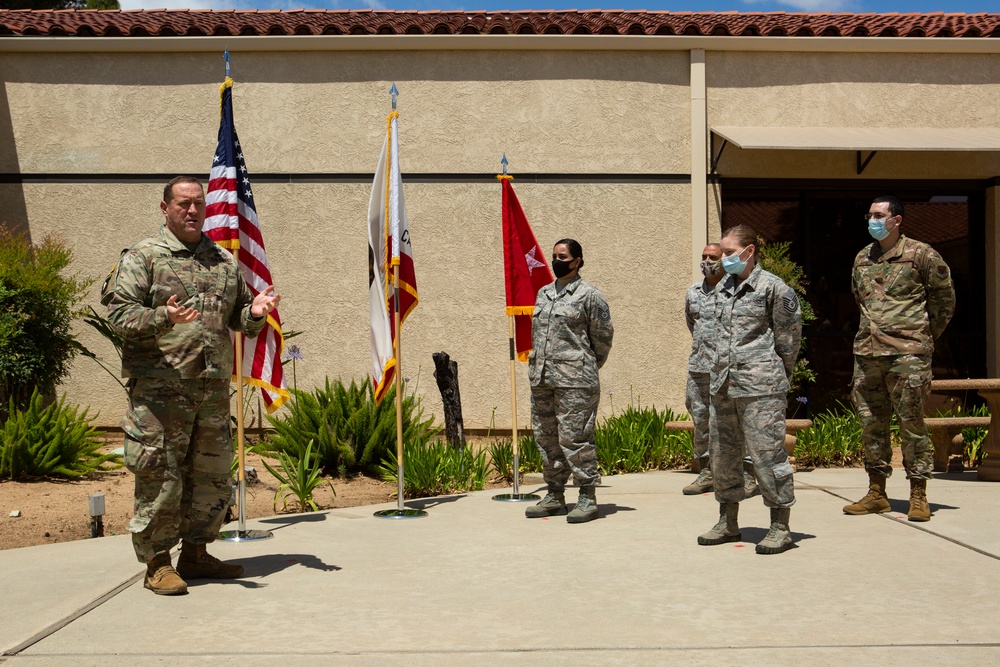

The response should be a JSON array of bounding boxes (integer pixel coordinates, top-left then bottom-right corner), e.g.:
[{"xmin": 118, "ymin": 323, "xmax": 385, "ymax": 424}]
[
  {"xmin": 887, "ymin": 498, "xmax": 958, "ymax": 515},
  {"xmin": 597, "ymin": 503, "xmax": 636, "ymax": 518},
  {"xmin": 739, "ymin": 526, "xmax": 818, "ymax": 544},
  {"xmin": 187, "ymin": 552, "xmax": 343, "ymax": 588}
]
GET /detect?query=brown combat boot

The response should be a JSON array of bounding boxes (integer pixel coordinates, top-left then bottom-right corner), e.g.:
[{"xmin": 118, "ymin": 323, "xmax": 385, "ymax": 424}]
[
  {"xmin": 907, "ymin": 478, "xmax": 931, "ymax": 522},
  {"xmin": 176, "ymin": 541, "xmax": 244, "ymax": 579},
  {"xmin": 144, "ymin": 552, "xmax": 188, "ymax": 596},
  {"xmin": 843, "ymin": 473, "xmax": 891, "ymax": 515}
]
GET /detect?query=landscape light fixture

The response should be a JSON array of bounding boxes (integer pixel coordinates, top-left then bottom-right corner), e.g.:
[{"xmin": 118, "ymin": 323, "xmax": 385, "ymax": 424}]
[{"xmin": 88, "ymin": 493, "xmax": 105, "ymax": 538}]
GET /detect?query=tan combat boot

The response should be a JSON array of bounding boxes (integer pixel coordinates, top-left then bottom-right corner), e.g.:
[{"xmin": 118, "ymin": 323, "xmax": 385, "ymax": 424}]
[
  {"xmin": 682, "ymin": 461, "xmax": 713, "ymax": 495},
  {"xmin": 756, "ymin": 507, "xmax": 793, "ymax": 555},
  {"xmin": 843, "ymin": 473, "xmax": 891, "ymax": 515},
  {"xmin": 566, "ymin": 486, "xmax": 598, "ymax": 524},
  {"xmin": 176, "ymin": 541, "xmax": 244, "ymax": 579},
  {"xmin": 907, "ymin": 478, "xmax": 931, "ymax": 522},
  {"xmin": 525, "ymin": 486, "xmax": 567, "ymax": 518},
  {"xmin": 698, "ymin": 502, "xmax": 740, "ymax": 545},
  {"xmin": 144, "ymin": 552, "xmax": 188, "ymax": 596}
]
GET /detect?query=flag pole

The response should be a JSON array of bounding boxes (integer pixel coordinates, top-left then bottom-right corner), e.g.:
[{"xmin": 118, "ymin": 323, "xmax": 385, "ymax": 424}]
[
  {"xmin": 375, "ymin": 83, "xmax": 425, "ymax": 519},
  {"xmin": 235, "ymin": 330, "xmax": 247, "ymax": 532},
  {"xmin": 493, "ymin": 156, "xmax": 539, "ymax": 503},
  {"xmin": 394, "ymin": 269, "xmax": 405, "ymax": 511},
  {"xmin": 215, "ymin": 52, "xmax": 273, "ymax": 542}
]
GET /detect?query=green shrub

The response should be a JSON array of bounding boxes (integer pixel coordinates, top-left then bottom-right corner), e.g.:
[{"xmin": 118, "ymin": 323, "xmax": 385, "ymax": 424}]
[
  {"xmin": 794, "ymin": 402, "xmax": 864, "ymax": 467},
  {"xmin": 380, "ymin": 439, "xmax": 490, "ymax": 498},
  {"xmin": 260, "ymin": 439, "xmax": 335, "ymax": 513},
  {"xmin": 0, "ymin": 388, "xmax": 119, "ymax": 479},
  {"xmin": 758, "ymin": 241, "xmax": 817, "ymax": 394},
  {"xmin": 0, "ymin": 230, "xmax": 93, "ymax": 416},
  {"xmin": 488, "ymin": 434, "xmax": 543, "ymax": 483},
  {"xmin": 261, "ymin": 377, "xmax": 438, "ymax": 477},
  {"xmin": 596, "ymin": 403, "xmax": 692, "ymax": 475}
]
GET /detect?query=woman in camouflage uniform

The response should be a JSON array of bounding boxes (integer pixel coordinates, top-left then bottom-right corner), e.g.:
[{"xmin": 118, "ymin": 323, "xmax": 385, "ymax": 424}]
[
  {"xmin": 698, "ymin": 225, "xmax": 802, "ymax": 555},
  {"xmin": 525, "ymin": 239, "xmax": 614, "ymax": 524}
]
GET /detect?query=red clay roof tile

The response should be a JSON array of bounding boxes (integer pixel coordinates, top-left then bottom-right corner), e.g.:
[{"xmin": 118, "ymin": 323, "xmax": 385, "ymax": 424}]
[{"xmin": 0, "ymin": 9, "xmax": 999, "ymax": 39}]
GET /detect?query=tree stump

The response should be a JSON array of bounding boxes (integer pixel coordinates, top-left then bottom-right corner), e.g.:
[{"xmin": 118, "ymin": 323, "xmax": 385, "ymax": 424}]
[{"xmin": 432, "ymin": 352, "xmax": 465, "ymax": 449}]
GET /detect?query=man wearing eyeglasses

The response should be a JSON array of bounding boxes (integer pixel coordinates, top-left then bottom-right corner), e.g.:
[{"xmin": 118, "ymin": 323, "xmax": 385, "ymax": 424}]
[{"xmin": 844, "ymin": 195, "xmax": 955, "ymax": 522}]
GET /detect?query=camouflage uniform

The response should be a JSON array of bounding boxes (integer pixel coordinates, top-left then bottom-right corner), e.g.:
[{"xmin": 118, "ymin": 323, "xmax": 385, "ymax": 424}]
[
  {"xmin": 710, "ymin": 265, "xmax": 802, "ymax": 508},
  {"xmin": 528, "ymin": 276, "xmax": 614, "ymax": 489},
  {"xmin": 102, "ymin": 226, "xmax": 265, "ymax": 563},
  {"xmin": 685, "ymin": 280, "xmax": 720, "ymax": 463},
  {"xmin": 851, "ymin": 234, "xmax": 955, "ymax": 480}
]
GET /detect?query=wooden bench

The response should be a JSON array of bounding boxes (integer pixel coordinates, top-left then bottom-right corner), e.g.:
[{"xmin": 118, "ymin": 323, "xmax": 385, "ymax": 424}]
[
  {"xmin": 929, "ymin": 379, "xmax": 1000, "ymax": 480},
  {"xmin": 664, "ymin": 418, "xmax": 814, "ymax": 459}
]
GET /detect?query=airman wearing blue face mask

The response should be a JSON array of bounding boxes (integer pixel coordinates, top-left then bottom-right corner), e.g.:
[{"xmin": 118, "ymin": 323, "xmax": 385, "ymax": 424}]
[{"xmin": 699, "ymin": 226, "xmax": 802, "ymax": 555}]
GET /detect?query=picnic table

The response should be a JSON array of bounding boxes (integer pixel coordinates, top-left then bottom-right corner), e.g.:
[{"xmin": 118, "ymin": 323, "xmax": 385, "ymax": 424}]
[{"xmin": 930, "ymin": 379, "xmax": 1000, "ymax": 481}]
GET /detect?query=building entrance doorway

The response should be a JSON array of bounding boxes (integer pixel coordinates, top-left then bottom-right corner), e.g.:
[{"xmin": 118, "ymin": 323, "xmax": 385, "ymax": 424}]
[{"xmin": 720, "ymin": 181, "xmax": 986, "ymax": 416}]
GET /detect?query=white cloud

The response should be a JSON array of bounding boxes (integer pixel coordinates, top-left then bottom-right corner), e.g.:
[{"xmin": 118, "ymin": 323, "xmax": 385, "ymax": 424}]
[
  {"xmin": 743, "ymin": 0, "xmax": 854, "ymax": 11},
  {"xmin": 118, "ymin": 1, "xmax": 379, "ymax": 9},
  {"xmin": 781, "ymin": 0, "xmax": 852, "ymax": 9}
]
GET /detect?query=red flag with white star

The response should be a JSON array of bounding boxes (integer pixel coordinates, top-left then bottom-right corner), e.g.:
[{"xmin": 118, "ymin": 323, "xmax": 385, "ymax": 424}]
[{"xmin": 500, "ymin": 176, "xmax": 553, "ymax": 361}]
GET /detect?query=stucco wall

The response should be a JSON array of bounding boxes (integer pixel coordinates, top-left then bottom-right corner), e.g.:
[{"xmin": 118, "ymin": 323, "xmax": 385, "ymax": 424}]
[
  {"xmin": 0, "ymin": 46, "xmax": 694, "ymax": 428},
  {"xmin": 4, "ymin": 43, "xmax": 1000, "ymax": 429},
  {"xmin": 708, "ymin": 51, "xmax": 1000, "ymax": 179},
  {"xmin": 0, "ymin": 50, "xmax": 690, "ymax": 174},
  {"xmin": 19, "ymin": 180, "xmax": 691, "ymax": 429}
]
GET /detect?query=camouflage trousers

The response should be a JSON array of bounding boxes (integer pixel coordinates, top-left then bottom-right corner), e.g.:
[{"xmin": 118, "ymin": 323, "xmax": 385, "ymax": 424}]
[
  {"xmin": 852, "ymin": 354, "xmax": 933, "ymax": 480},
  {"xmin": 710, "ymin": 391, "xmax": 795, "ymax": 508},
  {"xmin": 685, "ymin": 371, "xmax": 711, "ymax": 461},
  {"xmin": 123, "ymin": 377, "xmax": 233, "ymax": 563},
  {"xmin": 530, "ymin": 384, "xmax": 601, "ymax": 488}
]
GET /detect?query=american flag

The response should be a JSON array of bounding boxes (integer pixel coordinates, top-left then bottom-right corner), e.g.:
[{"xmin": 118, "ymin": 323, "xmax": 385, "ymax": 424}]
[{"xmin": 203, "ymin": 77, "xmax": 290, "ymax": 413}]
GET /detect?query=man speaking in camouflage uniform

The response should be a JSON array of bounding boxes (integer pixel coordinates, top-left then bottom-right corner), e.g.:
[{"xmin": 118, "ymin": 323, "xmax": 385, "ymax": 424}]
[
  {"xmin": 844, "ymin": 195, "xmax": 954, "ymax": 522},
  {"xmin": 683, "ymin": 243, "xmax": 758, "ymax": 497},
  {"xmin": 525, "ymin": 239, "xmax": 613, "ymax": 524},
  {"xmin": 103, "ymin": 176, "xmax": 280, "ymax": 595}
]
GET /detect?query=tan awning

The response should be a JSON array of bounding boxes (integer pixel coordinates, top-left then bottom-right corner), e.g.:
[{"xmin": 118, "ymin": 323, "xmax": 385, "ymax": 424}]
[{"xmin": 711, "ymin": 126, "xmax": 1000, "ymax": 152}]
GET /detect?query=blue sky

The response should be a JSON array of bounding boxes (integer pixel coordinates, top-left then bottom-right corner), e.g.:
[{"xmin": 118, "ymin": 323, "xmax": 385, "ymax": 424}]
[{"xmin": 117, "ymin": 2, "xmax": 999, "ymax": 15}]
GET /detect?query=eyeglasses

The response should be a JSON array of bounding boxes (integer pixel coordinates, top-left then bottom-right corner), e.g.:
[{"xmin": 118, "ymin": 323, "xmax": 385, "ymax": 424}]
[{"xmin": 864, "ymin": 213, "xmax": 896, "ymax": 221}]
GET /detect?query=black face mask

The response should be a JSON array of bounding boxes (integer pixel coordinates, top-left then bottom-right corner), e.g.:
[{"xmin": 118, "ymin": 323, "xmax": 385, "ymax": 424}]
[{"xmin": 552, "ymin": 258, "xmax": 576, "ymax": 278}]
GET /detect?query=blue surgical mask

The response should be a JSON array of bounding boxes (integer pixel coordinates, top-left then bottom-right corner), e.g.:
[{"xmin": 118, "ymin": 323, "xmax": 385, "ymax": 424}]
[
  {"xmin": 721, "ymin": 247, "xmax": 750, "ymax": 275},
  {"xmin": 868, "ymin": 218, "xmax": 892, "ymax": 241}
]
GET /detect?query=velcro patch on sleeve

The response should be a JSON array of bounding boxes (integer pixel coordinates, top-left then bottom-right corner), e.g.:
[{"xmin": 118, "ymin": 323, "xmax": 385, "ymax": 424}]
[{"xmin": 782, "ymin": 293, "xmax": 799, "ymax": 313}]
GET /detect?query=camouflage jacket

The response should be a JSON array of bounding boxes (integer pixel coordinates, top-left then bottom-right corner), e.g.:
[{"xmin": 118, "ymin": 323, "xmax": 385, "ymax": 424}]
[
  {"xmin": 528, "ymin": 276, "xmax": 614, "ymax": 388},
  {"xmin": 685, "ymin": 279, "xmax": 721, "ymax": 374},
  {"xmin": 852, "ymin": 234, "xmax": 955, "ymax": 357},
  {"xmin": 101, "ymin": 226, "xmax": 265, "ymax": 379},
  {"xmin": 711, "ymin": 265, "xmax": 802, "ymax": 398}
]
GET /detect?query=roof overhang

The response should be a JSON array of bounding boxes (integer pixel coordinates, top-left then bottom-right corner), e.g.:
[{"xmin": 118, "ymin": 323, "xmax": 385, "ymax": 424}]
[
  {"xmin": 711, "ymin": 126, "xmax": 1000, "ymax": 152},
  {"xmin": 710, "ymin": 126, "xmax": 1000, "ymax": 174}
]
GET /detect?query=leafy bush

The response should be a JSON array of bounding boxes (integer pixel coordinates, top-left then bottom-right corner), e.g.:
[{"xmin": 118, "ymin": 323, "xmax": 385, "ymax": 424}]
[
  {"xmin": 380, "ymin": 439, "xmax": 490, "ymax": 498},
  {"xmin": 261, "ymin": 378, "xmax": 438, "ymax": 477},
  {"xmin": 596, "ymin": 403, "xmax": 692, "ymax": 475},
  {"xmin": 0, "ymin": 230, "xmax": 92, "ymax": 416},
  {"xmin": 758, "ymin": 241, "xmax": 817, "ymax": 394},
  {"xmin": 0, "ymin": 388, "xmax": 119, "ymax": 479},
  {"xmin": 260, "ymin": 439, "xmax": 335, "ymax": 513},
  {"xmin": 488, "ymin": 434, "xmax": 542, "ymax": 483},
  {"xmin": 794, "ymin": 402, "xmax": 864, "ymax": 467}
]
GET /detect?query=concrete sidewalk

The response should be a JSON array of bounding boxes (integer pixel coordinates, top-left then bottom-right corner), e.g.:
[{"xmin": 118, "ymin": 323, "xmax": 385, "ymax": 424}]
[{"xmin": 2, "ymin": 468, "xmax": 999, "ymax": 666}]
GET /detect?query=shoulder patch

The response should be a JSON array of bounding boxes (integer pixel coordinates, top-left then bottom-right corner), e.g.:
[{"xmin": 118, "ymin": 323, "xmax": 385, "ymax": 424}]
[
  {"xmin": 782, "ymin": 293, "xmax": 800, "ymax": 313},
  {"xmin": 597, "ymin": 306, "xmax": 611, "ymax": 322}
]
